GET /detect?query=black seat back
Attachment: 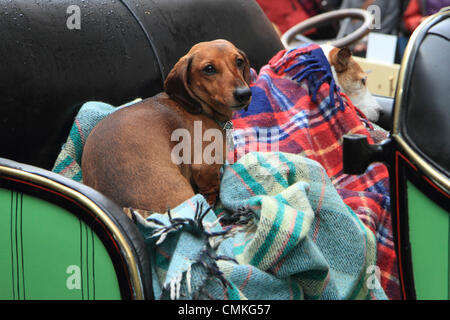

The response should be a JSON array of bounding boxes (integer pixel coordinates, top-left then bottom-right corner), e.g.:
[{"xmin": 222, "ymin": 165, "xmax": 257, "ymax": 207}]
[{"xmin": 0, "ymin": 0, "xmax": 283, "ymax": 169}]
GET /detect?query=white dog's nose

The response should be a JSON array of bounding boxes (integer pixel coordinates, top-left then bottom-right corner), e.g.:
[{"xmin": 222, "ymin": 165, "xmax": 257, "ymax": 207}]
[{"xmin": 351, "ymin": 88, "xmax": 382, "ymax": 122}]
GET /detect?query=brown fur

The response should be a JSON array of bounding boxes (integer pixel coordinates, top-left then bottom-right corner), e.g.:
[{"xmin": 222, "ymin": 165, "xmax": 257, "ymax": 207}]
[{"xmin": 81, "ymin": 39, "xmax": 251, "ymax": 214}]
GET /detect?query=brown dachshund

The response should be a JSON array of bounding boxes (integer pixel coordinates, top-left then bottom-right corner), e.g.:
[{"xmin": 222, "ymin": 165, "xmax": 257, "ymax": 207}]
[{"xmin": 81, "ymin": 39, "xmax": 252, "ymax": 214}]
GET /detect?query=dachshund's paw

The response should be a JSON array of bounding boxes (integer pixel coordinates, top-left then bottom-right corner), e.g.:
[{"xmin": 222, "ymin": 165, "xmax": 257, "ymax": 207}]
[
  {"xmin": 206, "ymin": 194, "xmax": 217, "ymax": 205},
  {"xmin": 200, "ymin": 187, "xmax": 219, "ymax": 205}
]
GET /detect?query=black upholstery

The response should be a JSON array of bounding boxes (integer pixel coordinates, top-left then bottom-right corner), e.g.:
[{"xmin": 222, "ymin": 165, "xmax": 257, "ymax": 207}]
[
  {"xmin": 401, "ymin": 13, "xmax": 450, "ymax": 175},
  {"xmin": 374, "ymin": 95, "xmax": 394, "ymax": 131},
  {"xmin": 0, "ymin": 0, "xmax": 283, "ymax": 170}
]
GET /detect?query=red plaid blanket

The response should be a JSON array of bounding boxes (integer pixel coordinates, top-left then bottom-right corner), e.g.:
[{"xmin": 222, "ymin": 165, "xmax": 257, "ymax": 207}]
[{"xmin": 230, "ymin": 44, "xmax": 401, "ymax": 300}]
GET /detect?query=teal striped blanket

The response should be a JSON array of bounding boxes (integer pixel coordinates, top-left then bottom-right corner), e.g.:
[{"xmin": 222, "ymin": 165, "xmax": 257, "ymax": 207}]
[
  {"xmin": 52, "ymin": 101, "xmax": 386, "ymax": 300},
  {"xmin": 52, "ymin": 99, "xmax": 141, "ymax": 181},
  {"xmin": 134, "ymin": 152, "xmax": 386, "ymax": 300}
]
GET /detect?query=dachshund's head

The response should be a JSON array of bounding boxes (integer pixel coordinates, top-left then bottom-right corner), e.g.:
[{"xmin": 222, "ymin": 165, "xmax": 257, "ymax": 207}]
[{"xmin": 164, "ymin": 39, "xmax": 252, "ymax": 121}]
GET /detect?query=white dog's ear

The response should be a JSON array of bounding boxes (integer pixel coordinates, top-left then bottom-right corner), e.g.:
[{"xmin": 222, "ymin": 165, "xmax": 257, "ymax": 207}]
[{"xmin": 331, "ymin": 47, "xmax": 352, "ymax": 73}]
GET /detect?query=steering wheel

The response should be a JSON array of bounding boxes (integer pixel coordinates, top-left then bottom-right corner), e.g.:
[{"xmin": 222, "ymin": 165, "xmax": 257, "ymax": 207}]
[{"xmin": 281, "ymin": 8, "xmax": 375, "ymax": 49}]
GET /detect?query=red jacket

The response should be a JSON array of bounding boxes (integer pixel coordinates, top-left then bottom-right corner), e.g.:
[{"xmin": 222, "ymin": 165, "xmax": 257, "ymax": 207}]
[
  {"xmin": 256, "ymin": 0, "xmax": 320, "ymax": 33},
  {"xmin": 404, "ymin": 0, "xmax": 425, "ymax": 32}
]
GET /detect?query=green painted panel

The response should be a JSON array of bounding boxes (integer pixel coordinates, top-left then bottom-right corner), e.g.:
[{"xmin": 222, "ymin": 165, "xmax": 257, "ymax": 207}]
[
  {"xmin": 407, "ymin": 181, "xmax": 449, "ymax": 300},
  {"xmin": 0, "ymin": 187, "xmax": 121, "ymax": 300},
  {"xmin": 0, "ymin": 189, "xmax": 14, "ymax": 299},
  {"xmin": 91, "ymin": 231, "xmax": 122, "ymax": 300}
]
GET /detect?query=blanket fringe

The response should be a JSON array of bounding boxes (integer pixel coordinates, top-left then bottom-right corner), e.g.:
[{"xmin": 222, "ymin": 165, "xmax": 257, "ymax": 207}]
[
  {"xmin": 276, "ymin": 48, "xmax": 345, "ymax": 111},
  {"xmin": 154, "ymin": 201, "xmax": 242, "ymax": 299}
]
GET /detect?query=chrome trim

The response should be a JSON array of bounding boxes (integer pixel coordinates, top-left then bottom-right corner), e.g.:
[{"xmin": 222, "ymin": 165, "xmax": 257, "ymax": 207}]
[{"xmin": 393, "ymin": 136, "xmax": 450, "ymax": 193}]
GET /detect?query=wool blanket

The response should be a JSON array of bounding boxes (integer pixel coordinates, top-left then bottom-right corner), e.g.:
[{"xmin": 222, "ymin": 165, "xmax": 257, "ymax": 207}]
[
  {"xmin": 131, "ymin": 151, "xmax": 386, "ymax": 300},
  {"xmin": 52, "ymin": 44, "xmax": 400, "ymax": 299},
  {"xmin": 52, "ymin": 99, "xmax": 141, "ymax": 181},
  {"xmin": 230, "ymin": 43, "xmax": 400, "ymax": 299}
]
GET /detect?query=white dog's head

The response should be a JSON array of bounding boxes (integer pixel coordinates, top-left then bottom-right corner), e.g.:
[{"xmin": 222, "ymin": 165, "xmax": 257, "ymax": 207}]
[{"xmin": 321, "ymin": 45, "xmax": 382, "ymax": 122}]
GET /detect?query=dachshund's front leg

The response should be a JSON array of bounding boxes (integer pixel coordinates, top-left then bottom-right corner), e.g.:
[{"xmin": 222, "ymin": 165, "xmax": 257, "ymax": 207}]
[{"xmin": 191, "ymin": 164, "xmax": 221, "ymax": 205}]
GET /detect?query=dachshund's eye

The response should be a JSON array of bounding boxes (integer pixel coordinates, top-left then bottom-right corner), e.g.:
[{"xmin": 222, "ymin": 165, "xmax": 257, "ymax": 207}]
[
  {"xmin": 203, "ymin": 64, "xmax": 216, "ymax": 75},
  {"xmin": 236, "ymin": 58, "xmax": 244, "ymax": 68}
]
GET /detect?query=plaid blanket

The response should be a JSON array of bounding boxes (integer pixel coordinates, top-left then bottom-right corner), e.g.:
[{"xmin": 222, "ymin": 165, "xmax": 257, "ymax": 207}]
[
  {"xmin": 132, "ymin": 152, "xmax": 386, "ymax": 300},
  {"xmin": 52, "ymin": 44, "xmax": 400, "ymax": 299},
  {"xmin": 230, "ymin": 44, "xmax": 400, "ymax": 299}
]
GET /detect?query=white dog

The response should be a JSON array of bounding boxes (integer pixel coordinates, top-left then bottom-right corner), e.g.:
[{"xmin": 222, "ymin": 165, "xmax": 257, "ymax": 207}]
[{"xmin": 320, "ymin": 44, "xmax": 382, "ymax": 122}]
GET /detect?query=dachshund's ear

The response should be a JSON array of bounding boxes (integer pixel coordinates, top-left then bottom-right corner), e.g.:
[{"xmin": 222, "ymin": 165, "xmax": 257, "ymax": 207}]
[
  {"xmin": 164, "ymin": 55, "xmax": 202, "ymax": 114},
  {"xmin": 238, "ymin": 49, "xmax": 251, "ymax": 85}
]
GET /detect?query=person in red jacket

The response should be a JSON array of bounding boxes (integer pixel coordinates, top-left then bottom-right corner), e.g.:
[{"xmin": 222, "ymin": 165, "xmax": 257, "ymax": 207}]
[
  {"xmin": 255, "ymin": 0, "xmax": 322, "ymax": 34},
  {"xmin": 403, "ymin": 0, "xmax": 450, "ymax": 33}
]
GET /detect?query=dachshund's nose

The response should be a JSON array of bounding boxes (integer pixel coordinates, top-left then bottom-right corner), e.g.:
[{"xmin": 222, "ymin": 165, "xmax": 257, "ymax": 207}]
[{"xmin": 233, "ymin": 87, "xmax": 252, "ymax": 104}]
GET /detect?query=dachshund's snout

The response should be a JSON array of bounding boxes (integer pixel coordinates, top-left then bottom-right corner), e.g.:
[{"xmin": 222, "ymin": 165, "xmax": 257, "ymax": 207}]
[{"xmin": 233, "ymin": 87, "xmax": 252, "ymax": 105}]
